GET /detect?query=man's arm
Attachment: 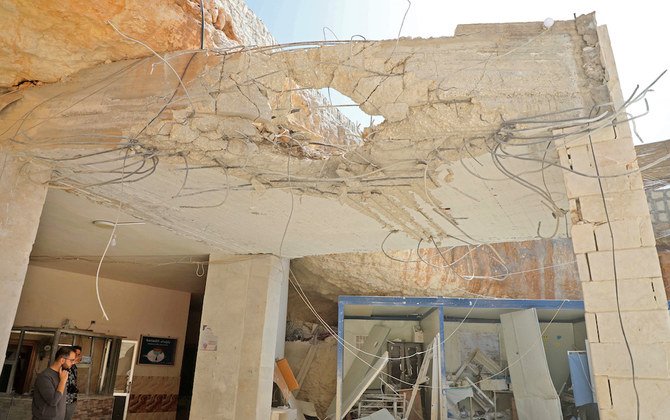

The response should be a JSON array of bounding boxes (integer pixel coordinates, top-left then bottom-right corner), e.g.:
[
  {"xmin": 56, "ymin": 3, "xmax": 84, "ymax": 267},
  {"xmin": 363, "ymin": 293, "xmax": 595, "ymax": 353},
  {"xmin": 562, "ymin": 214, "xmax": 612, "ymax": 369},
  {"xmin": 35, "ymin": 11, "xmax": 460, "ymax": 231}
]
[{"xmin": 35, "ymin": 371, "xmax": 67, "ymax": 407}]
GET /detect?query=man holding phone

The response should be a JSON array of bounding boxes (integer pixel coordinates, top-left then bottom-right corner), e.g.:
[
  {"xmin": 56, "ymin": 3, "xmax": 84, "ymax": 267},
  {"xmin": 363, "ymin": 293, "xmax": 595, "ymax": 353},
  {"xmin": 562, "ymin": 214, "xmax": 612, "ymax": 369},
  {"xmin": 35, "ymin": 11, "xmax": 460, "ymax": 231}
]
[{"xmin": 32, "ymin": 346, "xmax": 75, "ymax": 420}]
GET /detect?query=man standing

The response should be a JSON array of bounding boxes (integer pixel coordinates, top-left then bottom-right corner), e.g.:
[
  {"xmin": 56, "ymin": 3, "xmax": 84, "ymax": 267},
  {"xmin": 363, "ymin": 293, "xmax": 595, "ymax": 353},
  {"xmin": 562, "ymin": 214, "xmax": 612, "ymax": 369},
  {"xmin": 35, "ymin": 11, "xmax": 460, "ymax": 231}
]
[
  {"xmin": 65, "ymin": 346, "xmax": 81, "ymax": 420},
  {"xmin": 32, "ymin": 346, "xmax": 75, "ymax": 420}
]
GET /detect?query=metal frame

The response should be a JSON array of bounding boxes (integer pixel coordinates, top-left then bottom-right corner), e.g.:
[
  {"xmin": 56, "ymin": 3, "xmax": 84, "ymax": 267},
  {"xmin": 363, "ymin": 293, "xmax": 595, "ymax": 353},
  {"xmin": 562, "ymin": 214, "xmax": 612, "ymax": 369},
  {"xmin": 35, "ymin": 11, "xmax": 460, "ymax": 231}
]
[
  {"xmin": 1, "ymin": 327, "xmax": 123, "ymax": 396},
  {"xmin": 113, "ymin": 339, "xmax": 139, "ymax": 420},
  {"xmin": 103, "ymin": 339, "xmax": 122, "ymax": 394},
  {"xmin": 3, "ymin": 330, "xmax": 25, "ymax": 394},
  {"xmin": 344, "ymin": 315, "xmax": 424, "ymax": 321},
  {"xmin": 335, "ymin": 296, "xmax": 588, "ymax": 420},
  {"xmin": 339, "ymin": 296, "xmax": 586, "ymax": 311},
  {"xmin": 438, "ymin": 306, "xmax": 448, "ymax": 417},
  {"xmin": 86, "ymin": 337, "xmax": 95, "ymax": 394},
  {"xmin": 98, "ymin": 339, "xmax": 112, "ymax": 392},
  {"xmin": 335, "ymin": 301, "xmax": 344, "ymax": 419},
  {"xmin": 10, "ymin": 327, "xmax": 123, "ymax": 340}
]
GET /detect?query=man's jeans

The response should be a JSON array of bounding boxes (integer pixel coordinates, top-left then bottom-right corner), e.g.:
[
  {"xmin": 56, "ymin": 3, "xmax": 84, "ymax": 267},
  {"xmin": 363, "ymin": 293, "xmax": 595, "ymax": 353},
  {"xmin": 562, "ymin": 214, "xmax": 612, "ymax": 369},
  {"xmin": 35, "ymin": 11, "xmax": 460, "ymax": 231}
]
[{"xmin": 64, "ymin": 402, "xmax": 77, "ymax": 420}]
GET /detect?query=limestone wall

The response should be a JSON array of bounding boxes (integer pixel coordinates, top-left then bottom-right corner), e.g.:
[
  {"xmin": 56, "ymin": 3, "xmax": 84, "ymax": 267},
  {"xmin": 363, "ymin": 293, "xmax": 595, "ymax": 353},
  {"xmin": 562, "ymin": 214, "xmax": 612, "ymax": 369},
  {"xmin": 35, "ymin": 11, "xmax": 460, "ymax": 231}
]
[
  {"xmin": 291, "ymin": 238, "xmax": 583, "ymax": 305},
  {"xmin": 0, "ymin": 0, "xmax": 276, "ymax": 89}
]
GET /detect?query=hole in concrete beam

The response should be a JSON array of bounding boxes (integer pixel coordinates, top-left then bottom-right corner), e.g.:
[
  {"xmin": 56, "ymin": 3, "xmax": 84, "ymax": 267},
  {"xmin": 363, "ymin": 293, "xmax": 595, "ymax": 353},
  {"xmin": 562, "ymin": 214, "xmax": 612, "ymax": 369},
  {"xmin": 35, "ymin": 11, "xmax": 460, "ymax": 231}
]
[{"xmin": 318, "ymin": 87, "xmax": 385, "ymax": 133}]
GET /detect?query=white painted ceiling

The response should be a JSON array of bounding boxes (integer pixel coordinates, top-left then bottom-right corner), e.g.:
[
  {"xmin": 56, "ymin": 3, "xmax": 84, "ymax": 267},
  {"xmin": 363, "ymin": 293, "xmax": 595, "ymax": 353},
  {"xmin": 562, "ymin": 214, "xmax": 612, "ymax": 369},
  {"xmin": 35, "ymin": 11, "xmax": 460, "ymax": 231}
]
[
  {"xmin": 31, "ymin": 189, "xmax": 210, "ymax": 292},
  {"xmin": 33, "ymin": 189, "xmax": 212, "ymax": 257}
]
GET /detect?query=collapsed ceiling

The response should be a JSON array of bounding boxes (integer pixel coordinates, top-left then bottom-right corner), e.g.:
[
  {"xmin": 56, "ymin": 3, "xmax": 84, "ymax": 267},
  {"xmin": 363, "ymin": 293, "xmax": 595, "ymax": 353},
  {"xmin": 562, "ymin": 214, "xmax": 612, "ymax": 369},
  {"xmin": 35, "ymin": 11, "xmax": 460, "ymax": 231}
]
[
  {"xmin": 1, "ymin": 4, "xmax": 643, "ymax": 305},
  {"xmin": 1, "ymin": 16, "xmax": 612, "ymax": 260}
]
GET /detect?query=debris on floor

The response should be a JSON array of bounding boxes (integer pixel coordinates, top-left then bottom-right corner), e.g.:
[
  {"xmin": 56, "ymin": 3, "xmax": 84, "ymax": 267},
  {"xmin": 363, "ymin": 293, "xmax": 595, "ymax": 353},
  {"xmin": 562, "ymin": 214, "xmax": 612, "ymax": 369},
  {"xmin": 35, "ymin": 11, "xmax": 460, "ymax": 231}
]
[{"xmin": 359, "ymin": 408, "xmax": 396, "ymax": 420}]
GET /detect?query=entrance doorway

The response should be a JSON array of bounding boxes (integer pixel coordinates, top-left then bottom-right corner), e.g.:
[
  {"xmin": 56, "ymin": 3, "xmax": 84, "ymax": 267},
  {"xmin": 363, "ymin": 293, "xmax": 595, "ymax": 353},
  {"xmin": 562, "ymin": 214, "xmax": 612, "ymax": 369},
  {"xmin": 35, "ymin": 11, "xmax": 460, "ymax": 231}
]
[{"xmin": 112, "ymin": 340, "xmax": 138, "ymax": 420}]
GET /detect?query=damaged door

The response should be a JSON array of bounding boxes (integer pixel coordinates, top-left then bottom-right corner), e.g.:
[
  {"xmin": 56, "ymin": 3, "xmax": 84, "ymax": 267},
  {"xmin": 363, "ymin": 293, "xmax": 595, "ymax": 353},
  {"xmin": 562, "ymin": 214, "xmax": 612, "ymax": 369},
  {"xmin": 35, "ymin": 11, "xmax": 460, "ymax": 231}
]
[{"xmin": 500, "ymin": 309, "xmax": 562, "ymax": 420}]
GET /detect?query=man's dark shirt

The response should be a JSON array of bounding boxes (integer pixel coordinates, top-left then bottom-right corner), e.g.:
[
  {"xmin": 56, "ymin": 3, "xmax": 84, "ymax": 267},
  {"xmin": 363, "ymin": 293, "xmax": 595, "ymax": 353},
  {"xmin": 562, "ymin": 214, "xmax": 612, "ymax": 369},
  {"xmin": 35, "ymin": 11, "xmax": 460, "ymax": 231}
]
[
  {"xmin": 32, "ymin": 368, "xmax": 65, "ymax": 420},
  {"xmin": 65, "ymin": 365, "xmax": 77, "ymax": 404}
]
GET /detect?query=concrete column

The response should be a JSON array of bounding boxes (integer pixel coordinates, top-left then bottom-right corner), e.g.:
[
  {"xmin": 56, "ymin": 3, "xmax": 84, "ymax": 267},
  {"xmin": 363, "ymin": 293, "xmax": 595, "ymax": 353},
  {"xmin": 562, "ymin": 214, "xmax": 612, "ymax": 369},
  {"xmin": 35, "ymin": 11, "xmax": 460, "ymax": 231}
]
[
  {"xmin": 190, "ymin": 254, "xmax": 289, "ymax": 420},
  {"xmin": 557, "ymin": 28, "xmax": 670, "ymax": 419},
  {"xmin": 0, "ymin": 153, "xmax": 49, "ymax": 367}
]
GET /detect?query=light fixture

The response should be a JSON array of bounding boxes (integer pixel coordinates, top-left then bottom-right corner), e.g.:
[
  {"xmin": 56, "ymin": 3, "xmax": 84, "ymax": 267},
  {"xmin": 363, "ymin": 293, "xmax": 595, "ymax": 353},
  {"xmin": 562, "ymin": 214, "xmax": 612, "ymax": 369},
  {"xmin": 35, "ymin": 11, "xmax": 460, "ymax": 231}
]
[{"xmin": 92, "ymin": 220, "xmax": 146, "ymax": 228}]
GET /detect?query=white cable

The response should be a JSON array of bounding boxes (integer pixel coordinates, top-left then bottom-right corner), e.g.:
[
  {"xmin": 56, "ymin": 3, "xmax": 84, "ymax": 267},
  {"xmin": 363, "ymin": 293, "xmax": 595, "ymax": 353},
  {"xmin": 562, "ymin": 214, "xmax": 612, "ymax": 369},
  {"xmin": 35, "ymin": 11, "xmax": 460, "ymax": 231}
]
[
  {"xmin": 95, "ymin": 222, "xmax": 116, "ymax": 321},
  {"xmin": 95, "ymin": 149, "xmax": 129, "ymax": 321}
]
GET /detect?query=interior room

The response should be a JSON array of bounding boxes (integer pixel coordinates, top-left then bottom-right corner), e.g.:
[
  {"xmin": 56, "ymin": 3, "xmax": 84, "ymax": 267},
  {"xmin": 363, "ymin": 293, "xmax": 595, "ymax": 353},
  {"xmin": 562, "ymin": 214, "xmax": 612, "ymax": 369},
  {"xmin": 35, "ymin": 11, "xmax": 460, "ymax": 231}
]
[{"xmin": 336, "ymin": 297, "xmax": 590, "ymax": 420}]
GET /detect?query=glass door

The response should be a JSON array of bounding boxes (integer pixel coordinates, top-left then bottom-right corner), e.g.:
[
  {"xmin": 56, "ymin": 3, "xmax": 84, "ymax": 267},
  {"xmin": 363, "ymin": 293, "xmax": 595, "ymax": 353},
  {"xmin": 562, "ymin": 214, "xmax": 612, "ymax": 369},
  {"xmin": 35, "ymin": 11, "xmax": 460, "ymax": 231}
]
[{"xmin": 112, "ymin": 340, "xmax": 138, "ymax": 420}]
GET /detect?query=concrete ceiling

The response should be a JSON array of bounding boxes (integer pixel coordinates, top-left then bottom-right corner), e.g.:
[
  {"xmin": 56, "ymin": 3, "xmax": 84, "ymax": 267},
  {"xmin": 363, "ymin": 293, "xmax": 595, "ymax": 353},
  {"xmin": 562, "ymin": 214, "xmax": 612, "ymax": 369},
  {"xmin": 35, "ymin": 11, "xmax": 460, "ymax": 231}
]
[
  {"xmin": 3, "ymin": 20, "xmax": 595, "ymax": 260},
  {"xmin": 29, "ymin": 137, "xmax": 664, "ymax": 297},
  {"xmin": 33, "ymin": 189, "xmax": 211, "ymax": 257},
  {"xmin": 31, "ymin": 188, "xmax": 209, "ymax": 293}
]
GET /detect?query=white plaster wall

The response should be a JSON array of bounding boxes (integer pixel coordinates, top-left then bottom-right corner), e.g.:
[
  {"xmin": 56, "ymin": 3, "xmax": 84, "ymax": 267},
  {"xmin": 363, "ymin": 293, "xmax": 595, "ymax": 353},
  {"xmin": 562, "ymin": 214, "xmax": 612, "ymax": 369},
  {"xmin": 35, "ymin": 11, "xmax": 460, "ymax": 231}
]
[{"xmin": 444, "ymin": 322, "xmax": 502, "ymax": 373}]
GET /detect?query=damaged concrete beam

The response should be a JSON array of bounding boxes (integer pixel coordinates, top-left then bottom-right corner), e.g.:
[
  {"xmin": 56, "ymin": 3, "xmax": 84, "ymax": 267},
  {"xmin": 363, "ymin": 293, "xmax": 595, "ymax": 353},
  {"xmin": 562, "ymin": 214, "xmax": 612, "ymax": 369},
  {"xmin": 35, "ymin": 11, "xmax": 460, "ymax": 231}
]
[{"xmin": 0, "ymin": 17, "xmax": 611, "ymax": 256}]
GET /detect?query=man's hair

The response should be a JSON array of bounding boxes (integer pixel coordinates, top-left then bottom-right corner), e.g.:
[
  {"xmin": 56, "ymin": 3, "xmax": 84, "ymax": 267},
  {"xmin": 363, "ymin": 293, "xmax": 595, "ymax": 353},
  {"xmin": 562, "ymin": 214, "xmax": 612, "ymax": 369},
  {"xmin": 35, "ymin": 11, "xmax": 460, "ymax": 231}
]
[
  {"xmin": 55, "ymin": 346, "xmax": 74, "ymax": 361},
  {"xmin": 72, "ymin": 345, "xmax": 82, "ymax": 352}
]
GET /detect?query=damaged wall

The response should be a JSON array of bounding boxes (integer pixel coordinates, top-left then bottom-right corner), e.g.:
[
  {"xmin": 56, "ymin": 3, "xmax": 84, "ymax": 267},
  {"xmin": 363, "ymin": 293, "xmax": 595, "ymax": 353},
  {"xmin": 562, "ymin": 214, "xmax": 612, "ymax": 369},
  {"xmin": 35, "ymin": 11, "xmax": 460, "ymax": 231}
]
[
  {"xmin": 0, "ymin": 0, "xmax": 359, "ymax": 151},
  {"xmin": 290, "ymin": 238, "xmax": 582, "ymax": 316}
]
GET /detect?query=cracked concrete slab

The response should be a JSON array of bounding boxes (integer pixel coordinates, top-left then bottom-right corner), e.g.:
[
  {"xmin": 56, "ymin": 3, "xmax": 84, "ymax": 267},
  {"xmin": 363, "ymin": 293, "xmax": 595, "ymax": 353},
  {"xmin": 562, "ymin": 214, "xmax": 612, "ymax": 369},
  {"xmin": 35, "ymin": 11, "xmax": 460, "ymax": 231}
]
[{"xmin": 0, "ymin": 17, "xmax": 612, "ymax": 257}]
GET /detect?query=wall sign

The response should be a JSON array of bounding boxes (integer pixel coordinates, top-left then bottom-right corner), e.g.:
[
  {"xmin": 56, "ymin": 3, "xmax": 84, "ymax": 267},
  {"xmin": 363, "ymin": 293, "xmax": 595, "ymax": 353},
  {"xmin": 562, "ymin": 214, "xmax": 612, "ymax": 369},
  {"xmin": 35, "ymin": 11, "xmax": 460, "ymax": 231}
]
[
  {"xmin": 199, "ymin": 325, "xmax": 218, "ymax": 351},
  {"xmin": 137, "ymin": 336, "xmax": 177, "ymax": 366}
]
